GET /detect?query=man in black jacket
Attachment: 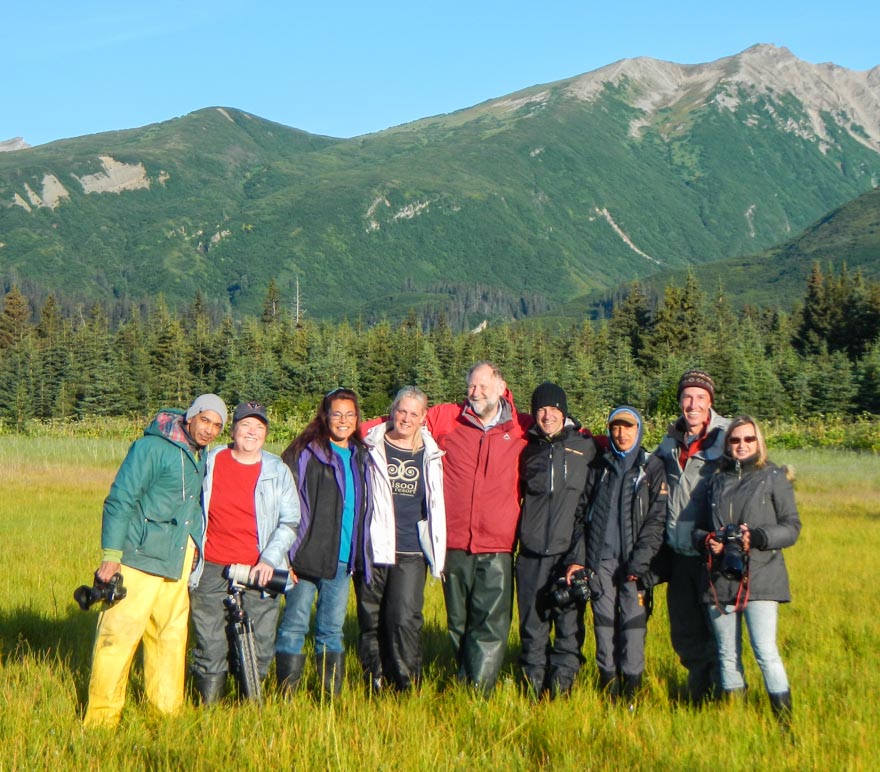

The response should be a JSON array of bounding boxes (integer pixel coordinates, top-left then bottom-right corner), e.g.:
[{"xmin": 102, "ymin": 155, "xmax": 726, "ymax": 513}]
[
  {"xmin": 568, "ymin": 406, "xmax": 667, "ymax": 702},
  {"xmin": 516, "ymin": 382, "xmax": 598, "ymax": 698}
]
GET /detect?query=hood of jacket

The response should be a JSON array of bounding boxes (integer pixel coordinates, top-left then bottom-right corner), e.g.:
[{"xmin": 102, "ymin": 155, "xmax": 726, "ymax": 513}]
[
  {"xmin": 146, "ymin": 409, "xmax": 198, "ymax": 455},
  {"xmin": 608, "ymin": 405, "xmax": 644, "ymax": 466}
]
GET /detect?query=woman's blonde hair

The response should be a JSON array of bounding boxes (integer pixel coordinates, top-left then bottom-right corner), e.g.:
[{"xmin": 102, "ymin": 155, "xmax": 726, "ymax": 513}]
[
  {"xmin": 390, "ymin": 385, "xmax": 428, "ymax": 416},
  {"xmin": 388, "ymin": 386, "xmax": 429, "ymax": 451},
  {"xmin": 724, "ymin": 414, "xmax": 768, "ymax": 467}
]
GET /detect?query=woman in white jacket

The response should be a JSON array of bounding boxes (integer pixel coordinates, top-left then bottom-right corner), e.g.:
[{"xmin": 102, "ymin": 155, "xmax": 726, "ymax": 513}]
[{"xmin": 355, "ymin": 386, "xmax": 446, "ymax": 692}]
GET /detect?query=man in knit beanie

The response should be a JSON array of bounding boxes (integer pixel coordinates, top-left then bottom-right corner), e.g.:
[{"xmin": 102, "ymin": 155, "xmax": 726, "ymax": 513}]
[
  {"xmin": 654, "ymin": 370, "xmax": 729, "ymax": 704},
  {"xmin": 84, "ymin": 394, "xmax": 226, "ymax": 726},
  {"xmin": 516, "ymin": 382, "xmax": 597, "ymax": 698}
]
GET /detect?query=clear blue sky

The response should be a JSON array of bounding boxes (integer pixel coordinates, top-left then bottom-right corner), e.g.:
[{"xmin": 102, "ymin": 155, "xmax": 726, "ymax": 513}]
[{"xmin": 4, "ymin": 0, "xmax": 878, "ymax": 147}]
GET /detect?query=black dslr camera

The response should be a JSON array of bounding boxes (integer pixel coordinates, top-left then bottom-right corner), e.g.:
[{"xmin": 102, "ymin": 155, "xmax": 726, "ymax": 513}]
[
  {"xmin": 714, "ymin": 524, "xmax": 746, "ymax": 581},
  {"xmin": 74, "ymin": 572, "xmax": 127, "ymax": 611},
  {"xmin": 549, "ymin": 569, "xmax": 593, "ymax": 609}
]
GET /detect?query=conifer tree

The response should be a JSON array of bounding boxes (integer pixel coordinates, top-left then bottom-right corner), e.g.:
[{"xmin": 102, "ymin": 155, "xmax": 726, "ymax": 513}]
[
  {"xmin": 114, "ymin": 312, "xmax": 152, "ymax": 413},
  {"xmin": 0, "ymin": 286, "xmax": 32, "ymax": 350},
  {"xmin": 71, "ymin": 305, "xmax": 121, "ymax": 416},
  {"xmin": 0, "ymin": 332, "xmax": 38, "ymax": 428},
  {"xmin": 855, "ymin": 340, "xmax": 880, "ymax": 414},
  {"xmin": 413, "ymin": 339, "xmax": 447, "ymax": 405},
  {"xmin": 357, "ymin": 319, "xmax": 398, "ymax": 416},
  {"xmin": 608, "ymin": 281, "xmax": 652, "ymax": 364},
  {"xmin": 794, "ymin": 262, "xmax": 831, "ymax": 355},
  {"xmin": 34, "ymin": 297, "xmax": 73, "ymax": 419},
  {"xmin": 262, "ymin": 279, "xmax": 281, "ymax": 326},
  {"xmin": 148, "ymin": 305, "xmax": 195, "ymax": 407}
]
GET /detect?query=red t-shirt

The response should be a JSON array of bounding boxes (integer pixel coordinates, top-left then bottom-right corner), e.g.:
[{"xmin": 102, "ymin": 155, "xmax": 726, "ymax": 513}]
[{"xmin": 204, "ymin": 449, "xmax": 262, "ymax": 565}]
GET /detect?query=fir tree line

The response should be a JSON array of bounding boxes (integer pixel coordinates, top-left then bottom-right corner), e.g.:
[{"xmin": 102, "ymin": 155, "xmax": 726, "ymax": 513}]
[{"xmin": 1, "ymin": 264, "xmax": 879, "ymax": 431}]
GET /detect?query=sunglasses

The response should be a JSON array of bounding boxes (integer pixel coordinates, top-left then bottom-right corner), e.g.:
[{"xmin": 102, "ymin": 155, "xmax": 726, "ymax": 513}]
[{"xmin": 728, "ymin": 435, "xmax": 757, "ymax": 446}]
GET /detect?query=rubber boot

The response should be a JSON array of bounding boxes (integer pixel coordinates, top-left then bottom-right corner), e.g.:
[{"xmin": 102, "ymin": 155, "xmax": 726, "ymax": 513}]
[
  {"xmin": 465, "ymin": 640, "xmax": 506, "ymax": 696},
  {"xmin": 597, "ymin": 668, "xmax": 617, "ymax": 696},
  {"xmin": 521, "ymin": 668, "xmax": 546, "ymax": 700},
  {"xmin": 276, "ymin": 653, "xmax": 307, "ymax": 695},
  {"xmin": 769, "ymin": 690, "xmax": 793, "ymax": 732},
  {"xmin": 621, "ymin": 673, "xmax": 643, "ymax": 711},
  {"xmin": 316, "ymin": 651, "xmax": 345, "ymax": 698},
  {"xmin": 363, "ymin": 670, "xmax": 385, "ymax": 696},
  {"xmin": 548, "ymin": 668, "xmax": 576, "ymax": 700},
  {"xmin": 194, "ymin": 672, "xmax": 227, "ymax": 705},
  {"xmin": 621, "ymin": 673, "xmax": 643, "ymax": 703}
]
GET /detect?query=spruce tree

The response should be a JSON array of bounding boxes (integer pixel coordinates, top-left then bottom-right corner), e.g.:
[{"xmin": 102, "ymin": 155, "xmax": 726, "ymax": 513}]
[{"xmin": 0, "ymin": 286, "xmax": 32, "ymax": 350}]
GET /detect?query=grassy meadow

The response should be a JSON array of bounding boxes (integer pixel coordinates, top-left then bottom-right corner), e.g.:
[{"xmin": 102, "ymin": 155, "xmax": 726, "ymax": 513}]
[{"xmin": 0, "ymin": 435, "xmax": 878, "ymax": 770}]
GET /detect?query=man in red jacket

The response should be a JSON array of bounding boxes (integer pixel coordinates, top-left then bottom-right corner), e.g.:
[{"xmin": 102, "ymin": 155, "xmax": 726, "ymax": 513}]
[{"xmin": 425, "ymin": 361, "xmax": 531, "ymax": 693}]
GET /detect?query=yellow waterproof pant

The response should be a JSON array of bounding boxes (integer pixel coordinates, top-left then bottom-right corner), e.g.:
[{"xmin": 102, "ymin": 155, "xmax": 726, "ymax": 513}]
[{"xmin": 83, "ymin": 540, "xmax": 195, "ymax": 727}]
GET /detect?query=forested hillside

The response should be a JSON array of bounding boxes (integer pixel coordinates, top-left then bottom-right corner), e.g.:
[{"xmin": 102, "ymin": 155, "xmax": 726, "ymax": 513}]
[
  {"xmin": 1, "ymin": 265, "xmax": 878, "ymax": 431},
  {"xmin": 558, "ymin": 184, "xmax": 880, "ymax": 321}
]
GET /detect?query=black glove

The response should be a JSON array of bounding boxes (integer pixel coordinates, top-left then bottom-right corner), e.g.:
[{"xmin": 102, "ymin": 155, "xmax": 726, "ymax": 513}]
[{"xmin": 750, "ymin": 527, "xmax": 769, "ymax": 550}]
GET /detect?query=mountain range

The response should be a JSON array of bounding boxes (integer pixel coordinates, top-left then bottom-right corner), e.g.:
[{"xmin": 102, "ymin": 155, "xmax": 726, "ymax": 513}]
[{"xmin": 1, "ymin": 44, "xmax": 878, "ymax": 325}]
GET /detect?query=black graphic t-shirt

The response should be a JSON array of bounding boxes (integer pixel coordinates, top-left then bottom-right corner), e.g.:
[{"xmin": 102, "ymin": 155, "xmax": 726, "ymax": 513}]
[{"xmin": 384, "ymin": 439, "xmax": 427, "ymax": 552}]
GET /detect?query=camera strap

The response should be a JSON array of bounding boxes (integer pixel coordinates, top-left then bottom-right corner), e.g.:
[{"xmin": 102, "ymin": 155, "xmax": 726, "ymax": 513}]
[{"xmin": 705, "ymin": 539, "xmax": 750, "ymax": 614}]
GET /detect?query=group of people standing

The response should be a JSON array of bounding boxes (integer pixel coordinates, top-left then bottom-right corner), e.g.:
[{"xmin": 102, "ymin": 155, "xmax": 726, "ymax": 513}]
[{"xmin": 81, "ymin": 364, "xmax": 800, "ymax": 732}]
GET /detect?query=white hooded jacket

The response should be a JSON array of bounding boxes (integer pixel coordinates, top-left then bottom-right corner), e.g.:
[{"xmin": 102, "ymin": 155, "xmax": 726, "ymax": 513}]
[{"xmin": 364, "ymin": 421, "xmax": 447, "ymax": 578}]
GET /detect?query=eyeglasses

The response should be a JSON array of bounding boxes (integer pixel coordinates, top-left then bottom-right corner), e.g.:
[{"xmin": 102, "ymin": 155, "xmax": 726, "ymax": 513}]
[
  {"xmin": 728, "ymin": 436, "xmax": 757, "ymax": 446},
  {"xmin": 329, "ymin": 411, "xmax": 357, "ymax": 421}
]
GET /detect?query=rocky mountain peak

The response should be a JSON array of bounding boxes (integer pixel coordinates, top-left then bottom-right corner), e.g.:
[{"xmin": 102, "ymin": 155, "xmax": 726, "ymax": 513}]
[
  {"xmin": 0, "ymin": 137, "xmax": 29, "ymax": 153},
  {"xmin": 564, "ymin": 44, "xmax": 880, "ymax": 152}
]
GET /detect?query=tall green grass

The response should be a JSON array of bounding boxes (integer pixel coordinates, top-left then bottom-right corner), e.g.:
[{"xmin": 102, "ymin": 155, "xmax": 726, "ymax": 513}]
[{"xmin": 0, "ymin": 438, "xmax": 877, "ymax": 770}]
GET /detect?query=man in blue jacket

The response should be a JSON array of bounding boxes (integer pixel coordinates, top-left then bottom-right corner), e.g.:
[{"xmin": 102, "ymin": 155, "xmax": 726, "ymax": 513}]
[{"xmin": 83, "ymin": 394, "xmax": 226, "ymax": 726}]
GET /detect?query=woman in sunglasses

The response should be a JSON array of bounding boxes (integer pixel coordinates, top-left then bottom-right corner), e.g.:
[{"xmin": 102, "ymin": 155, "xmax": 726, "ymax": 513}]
[
  {"xmin": 275, "ymin": 388, "xmax": 372, "ymax": 698},
  {"xmin": 693, "ymin": 415, "xmax": 801, "ymax": 728}
]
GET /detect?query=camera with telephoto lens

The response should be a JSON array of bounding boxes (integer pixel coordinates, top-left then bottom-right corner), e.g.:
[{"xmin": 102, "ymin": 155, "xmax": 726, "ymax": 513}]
[
  {"xmin": 224, "ymin": 563, "xmax": 290, "ymax": 596},
  {"xmin": 549, "ymin": 568, "xmax": 592, "ymax": 609},
  {"xmin": 74, "ymin": 572, "xmax": 127, "ymax": 611},
  {"xmin": 714, "ymin": 523, "xmax": 746, "ymax": 581}
]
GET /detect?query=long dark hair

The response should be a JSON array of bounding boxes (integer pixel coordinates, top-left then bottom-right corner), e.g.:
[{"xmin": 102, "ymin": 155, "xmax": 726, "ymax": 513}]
[{"xmin": 282, "ymin": 387, "xmax": 364, "ymax": 465}]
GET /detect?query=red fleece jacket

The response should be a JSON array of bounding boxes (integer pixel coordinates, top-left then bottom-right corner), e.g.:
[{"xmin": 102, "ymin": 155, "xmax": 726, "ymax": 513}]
[{"xmin": 425, "ymin": 390, "xmax": 532, "ymax": 553}]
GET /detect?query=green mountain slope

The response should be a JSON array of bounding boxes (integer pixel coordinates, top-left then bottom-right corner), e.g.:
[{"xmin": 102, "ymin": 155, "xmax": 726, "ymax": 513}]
[
  {"xmin": 1, "ymin": 45, "xmax": 878, "ymax": 324},
  {"xmin": 561, "ymin": 184, "xmax": 880, "ymax": 318}
]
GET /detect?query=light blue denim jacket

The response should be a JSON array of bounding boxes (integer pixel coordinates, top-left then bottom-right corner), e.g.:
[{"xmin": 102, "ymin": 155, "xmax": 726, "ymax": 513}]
[{"xmin": 190, "ymin": 447, "xmax": 301, "ymax": 588}]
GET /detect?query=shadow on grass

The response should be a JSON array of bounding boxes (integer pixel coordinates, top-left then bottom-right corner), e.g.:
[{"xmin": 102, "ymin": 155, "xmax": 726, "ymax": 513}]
[
  {"xmin": 0, "ymin": 603, "xmax": 523, "ymax": 710},
  {"xmin": 0, "ymin": 603, "xmax": 97, "ymax": 705}
]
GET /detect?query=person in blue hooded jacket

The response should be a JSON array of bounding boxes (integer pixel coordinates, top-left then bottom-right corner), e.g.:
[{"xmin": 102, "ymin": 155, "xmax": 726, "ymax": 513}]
[{"xmin": 568, "ymin": 406, "xmax": 667, "ymax": 702}]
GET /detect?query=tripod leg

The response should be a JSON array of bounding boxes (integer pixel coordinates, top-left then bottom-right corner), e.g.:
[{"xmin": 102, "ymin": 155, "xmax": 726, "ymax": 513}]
[
  {"xmin": 232, "ymin": 620, "xmax": 262, "ymax": 704},
  {"xmin": 225, "ymin": 590, "xmax": 262, "ymax": 705}
]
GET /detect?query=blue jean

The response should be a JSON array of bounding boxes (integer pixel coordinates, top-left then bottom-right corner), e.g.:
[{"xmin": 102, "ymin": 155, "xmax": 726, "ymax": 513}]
[
  {"xmin": 708, "ymin": 600, "xmax": 790, "ymax": 695},
  {"xmin": 276, "ymin": 562, "xmax": 351, "ymax": 655}
]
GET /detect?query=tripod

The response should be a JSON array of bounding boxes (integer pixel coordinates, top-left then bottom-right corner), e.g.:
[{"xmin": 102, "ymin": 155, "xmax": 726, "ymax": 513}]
[{"xmin": 223, "ymin": 582, "xmax": 262, "ymax": 704}]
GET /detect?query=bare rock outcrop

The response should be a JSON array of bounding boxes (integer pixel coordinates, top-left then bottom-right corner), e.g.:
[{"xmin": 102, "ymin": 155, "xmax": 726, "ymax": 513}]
[{"xmin": 563, "ymin": 44, "xmax": 880, "ymax": 152}]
